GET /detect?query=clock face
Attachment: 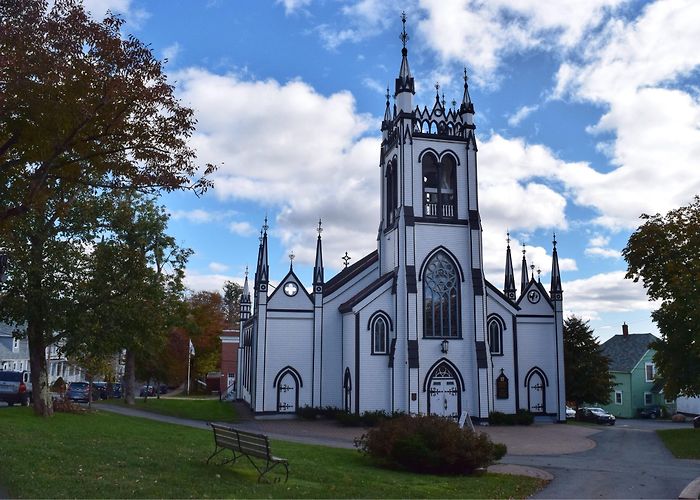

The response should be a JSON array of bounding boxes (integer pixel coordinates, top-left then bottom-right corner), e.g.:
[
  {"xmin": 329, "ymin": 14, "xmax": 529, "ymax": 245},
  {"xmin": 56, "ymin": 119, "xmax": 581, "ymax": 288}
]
[
  {"xmin": 527, "ymin": 290, "xmax": 541, "ymax": 304},
  {"xmin": 283, "ymin": 282, "xmax": 298, "ymax": 297}
]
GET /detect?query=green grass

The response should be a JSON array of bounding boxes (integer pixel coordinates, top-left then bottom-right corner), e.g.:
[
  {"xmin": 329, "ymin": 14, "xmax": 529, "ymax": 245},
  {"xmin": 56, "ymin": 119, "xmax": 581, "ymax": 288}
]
[
  {"xmin": 0, "ymin": 407, "xmax": 545, "ymax": 498},
  {"xmin": 657, "ymin": 428, "xmax": 700, "ymax": 459},
  {"xmin": 100, "ymin": 397, "xmax": 237, "ymax": 422}
]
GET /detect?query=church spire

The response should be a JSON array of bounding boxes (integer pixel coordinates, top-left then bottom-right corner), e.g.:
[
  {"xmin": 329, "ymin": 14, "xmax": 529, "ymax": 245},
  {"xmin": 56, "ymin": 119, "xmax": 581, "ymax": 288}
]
[
  {"xmin": 240, "ymin": 266, "xmax": 251, "ymax": 321},
  {"xmin": 520, "ymin": 243, "xmax": 529, "ymax": 296},
  {"xmin": 460, "ymin": 67, "xmax": 475, "ymax": 115},
  {"xmin": 395, "ymin": 12, "xmax": 415, "ymax": 111},
  {"xmin": 550, "ymin": 233, "xmax": 563, "ymax": 300},
  {"xmin": 503, "ymin": 232, "xmax": 516, "ymax": 300},
  {"xmin": 256, "ymin": 218, "xmax": 269, "ymax": 286},
  {"xmin": 313, "ymin": 219, "xmax": 324, "ymax": 287}
]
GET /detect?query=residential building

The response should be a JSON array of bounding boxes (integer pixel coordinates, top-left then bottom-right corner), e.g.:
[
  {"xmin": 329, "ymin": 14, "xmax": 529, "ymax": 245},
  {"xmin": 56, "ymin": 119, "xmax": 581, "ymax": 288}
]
[
  {"xmin": 599, "ymin": 324, "xmax": 674, "ymax": 418},
  {"xmin": 0, "ymin": 323, "xmax": 30, "ymax": 372},
  {"xmin": 220, "ymin": 329, "xmax": 239, "ymax": 400}
]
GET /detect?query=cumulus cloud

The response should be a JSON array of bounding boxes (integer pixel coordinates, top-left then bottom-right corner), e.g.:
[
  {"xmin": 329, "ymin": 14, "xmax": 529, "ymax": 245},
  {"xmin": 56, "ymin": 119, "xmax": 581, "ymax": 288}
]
[
  {"xmin": 208, "ymin": 262, "xmax": 229, "ymax": 273},
  {"xmin": 585, "ymin": 235, "xmax": 619, "ymax": 259},
  {"xmin": 82, "ymin": 0, "xmax": 149, "ymax": 26},
  {"xmin": 229, "ymin": 221, "xmax": 256, "ymax": 237},
  {"xmin": 507, "ymin": 105, "xmax": 538, "ymax": 127},
  {"xmin": 162, "ymin": 42, "xmax": 181, "ymax": 65},
  {"xmin": 563, "ymin": 271, "xmax": 656, "ymax": 321},
  {"xmin": 173, "ymin": 68, "xmax": 380, "ymax": 268},
  {"xmin": 276, "ymin": 0, "xmax": 312, "ymax": 15}
]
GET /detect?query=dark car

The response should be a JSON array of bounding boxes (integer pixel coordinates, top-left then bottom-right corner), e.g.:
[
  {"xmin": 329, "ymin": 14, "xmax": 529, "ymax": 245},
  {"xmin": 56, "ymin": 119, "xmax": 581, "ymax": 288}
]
[
  {"xmin": 577, "ymin": 407, "xmax": 616, "ymax": 425},
  {"xmin": 693, "ymin": 415, "xmax": 700, "ymax": 429},
  {"xmin": 638, "ymin": 405, "xmax": 665, "ymax": 419},
  {"xmin": 0, "ymin": 371, "xmax": 32, "ymax": 406},
  {"xmin": 66, "ymin": 382, "xmax": 97, "ymax": 403},
  {"xmin": 111, "ymin": 383, "xmax": 122, "ymax": 399}
]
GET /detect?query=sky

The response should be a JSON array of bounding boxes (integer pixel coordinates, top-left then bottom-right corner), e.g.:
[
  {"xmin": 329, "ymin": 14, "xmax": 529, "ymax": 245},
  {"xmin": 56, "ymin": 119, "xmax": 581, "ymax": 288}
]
[{"xmin": 82, "ymin": 0, "xmax": 700, "ymax": 342}]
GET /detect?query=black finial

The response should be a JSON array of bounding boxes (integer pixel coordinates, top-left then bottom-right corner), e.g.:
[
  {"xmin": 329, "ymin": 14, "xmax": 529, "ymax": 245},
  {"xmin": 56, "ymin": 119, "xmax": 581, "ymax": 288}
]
[
  {"xmin": 441, "ymin": 92, "xmax": 446, "ymax": 108},
  {"xmin": 245, "ymin": 265, "xmax": 248, "ymax": 278},
  {"xmin": 451, "ymin": 99, "xmax": 457, "ymax": 110},
  {"xmin": 464, "ymin": 67, "xmax": 468, "ymax": 85},
  {"xmin": 342, "ymin": 251, "xmax": 351, "ymax": 269},
  {"xmin": 537, "ymin": 267, "xmax": 542, "ymax": 282},
  {"xmin": 530, "ymin": 264, "xmax": 535, "ymax": 273},
  {"xmin": 289, "ymin": 250, "xmax": 295, "ymax": 270},
  {"xmin": 385, "ymin": 86, "xmax": 390, "ymax": 103},
  {"xmin": 522, "ymin": 242, "xmax": 526, "ymax": 256},
  {"xmin": 506, "ymin": 231, "xmax": 511, "ymax": 247},
  {"xmin": 400, "ymin": 12, "xmax": 409, "ymax": 50},
  {"xmin": 262, "ymin": 216, "xmax": 269, "ymax": 234},
  {"xmin": 317, "ymin": 218, "xmax": 323, "ymax": 237},
  {"xmin": 259, "ymin": 229, "xmax": 263, "ymax": 244},
  {"xmin": 435, "ymin": 82, "xmax": 440, "ymax": 94},
  {"xmin": 553, "ymin": 232, "xmax": 557, "ymax": 248}
]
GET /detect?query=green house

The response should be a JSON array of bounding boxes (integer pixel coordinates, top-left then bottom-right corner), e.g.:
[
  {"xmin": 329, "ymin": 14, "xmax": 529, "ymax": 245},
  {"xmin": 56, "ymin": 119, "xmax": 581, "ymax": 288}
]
[{"xmin": 598, "ymin": 326, "xmax": 675, "ymax": 418}]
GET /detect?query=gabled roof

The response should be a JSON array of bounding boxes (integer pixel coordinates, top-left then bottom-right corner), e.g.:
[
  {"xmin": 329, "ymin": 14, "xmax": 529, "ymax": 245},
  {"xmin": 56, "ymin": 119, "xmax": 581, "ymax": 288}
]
[
  {"xmin": 324, "ymin": 250, "xmax": 378, "ymax": 296},
  {"xmin": 339, "ymin": 271, "xmax": 394, "ymax": 313},
  {"xmin": 485, "ymin": 280, "xmax": 520, "ymax": 311},
  {"xmin": 600, "ymin": 333, "xmax": 658, "ymax": 372}
]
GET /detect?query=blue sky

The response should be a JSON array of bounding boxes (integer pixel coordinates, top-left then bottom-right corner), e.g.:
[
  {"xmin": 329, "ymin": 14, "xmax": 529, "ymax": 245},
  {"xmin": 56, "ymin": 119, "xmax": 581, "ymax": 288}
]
[{"xmin": 85, "ymin": 0, "xmax": 700, "ymax": 342}]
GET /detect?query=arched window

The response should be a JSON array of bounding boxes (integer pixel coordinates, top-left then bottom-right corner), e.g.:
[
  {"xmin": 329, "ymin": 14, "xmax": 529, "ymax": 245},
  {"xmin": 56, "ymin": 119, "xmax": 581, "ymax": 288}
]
[
  {"xmin": 385, "ymin": 158, "xmax": 399, "ymax": 225},
  {"xmin": 488, "ymin": 319, "xmax": 503, "ymax": 355},
  {"xmin": 422, "ymin": 153, "xmax": 457, "ymax": 219},
  {"xmin": 371, "ymin": 316, "xmax": 389, "ymax": 354},
  {"xmin": 423, "ymin": 252, "xmax": 460, "ymax": 338}
]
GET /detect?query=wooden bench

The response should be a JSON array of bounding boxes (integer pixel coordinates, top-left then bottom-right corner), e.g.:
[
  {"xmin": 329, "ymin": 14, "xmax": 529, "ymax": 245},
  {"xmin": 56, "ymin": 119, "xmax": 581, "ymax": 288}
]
[{"xmin": 207, "ymin": 423, "xmax": 289, "ymax": 483}]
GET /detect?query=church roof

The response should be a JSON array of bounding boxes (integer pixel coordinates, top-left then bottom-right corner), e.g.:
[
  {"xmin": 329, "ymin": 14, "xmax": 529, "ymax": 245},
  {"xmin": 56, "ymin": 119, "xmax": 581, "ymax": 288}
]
[
  {"xmin": 600, "ymin": 333, "xmax": 658, "ymax": 372},
  {"xmin": 324, "ymin": 250, "xmax": 378, "ymax": 296},
  {"xmin": 338, "ymin": 271, "xmax": 394, "ymax": 313}
]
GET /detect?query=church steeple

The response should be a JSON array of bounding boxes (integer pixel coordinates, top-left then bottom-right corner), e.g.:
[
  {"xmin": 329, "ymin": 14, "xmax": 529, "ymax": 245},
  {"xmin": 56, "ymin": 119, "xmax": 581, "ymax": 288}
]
[
  {"xmin": 256, "ymin": 218, "xmax": 269, "ymax": 288},
  {"xmin": 313, "ymin": 219, "xmax": 324, "ymax": 287},
  {"xmin": 550, "ymin": 233, "xmax": 563, "ymax": 300},
  {"xmin": 240, "ymin": 267, "xmax": 251, "ymax": 321},
  {"xmin": 394, "ymin": 12, "xmax": 415, "ymax": 112},
  {"xmin": 460, "ymin": 68, "xmax": 475, "ymax": 115},
  {"xmin": 520, "ymin": 243, "xmax": 529, "ymax": 296},
  {"xmin": 504, "ymin": 233, "xmax": 516, "ymax": 300}
]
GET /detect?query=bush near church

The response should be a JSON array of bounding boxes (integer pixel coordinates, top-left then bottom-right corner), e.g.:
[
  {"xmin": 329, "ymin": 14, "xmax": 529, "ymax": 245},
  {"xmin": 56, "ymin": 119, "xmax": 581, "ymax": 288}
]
[
  {"xmin": 489, "ymin": 409, "xmax": 535, "ymax": 426},
  {"xmin": 355, "ymin": 414, "xmax": 507, "ymax": 475}
]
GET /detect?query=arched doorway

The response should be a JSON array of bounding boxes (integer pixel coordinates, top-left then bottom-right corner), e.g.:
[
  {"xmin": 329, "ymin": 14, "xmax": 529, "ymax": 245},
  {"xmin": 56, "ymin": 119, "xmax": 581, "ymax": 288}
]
[
  {"xmin": 274, "ymin": 367, "xmax": 302, "ymax": 413},
  {"xmin": 426, "ymin": 362, "xmax": 461, "ymax": 419},
  {"xmin": 526, "ymin": 368, "xmax": 547, "ymax": 413}
]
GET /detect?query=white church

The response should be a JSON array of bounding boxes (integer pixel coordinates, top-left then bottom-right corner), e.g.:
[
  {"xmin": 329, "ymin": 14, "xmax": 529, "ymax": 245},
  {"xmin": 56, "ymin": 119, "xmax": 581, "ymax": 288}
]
[{"xmin": 236, "ymin": 17, "xmax": 566, "ymax": 423}]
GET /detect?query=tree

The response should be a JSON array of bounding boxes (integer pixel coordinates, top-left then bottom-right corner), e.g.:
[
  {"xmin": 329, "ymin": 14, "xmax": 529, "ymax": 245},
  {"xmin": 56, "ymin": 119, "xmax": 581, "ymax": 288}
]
[
  {"xmin": 623, "ymin": 196, "xmax": 700, "ymax": 398},
  {"xmin": 564, "ymin": 316, "xmax": 615, "ymax": 408},
  {"xmin": 184, "ymin": 291, "xmax": 226, "ymax": 389},
  {"xmin": 0, "ymin": 0, "xmax": 212, "ymax": 415},
  {"xmin": 222, "ymin": 281, "xmax": 242, "ymax": 328}
]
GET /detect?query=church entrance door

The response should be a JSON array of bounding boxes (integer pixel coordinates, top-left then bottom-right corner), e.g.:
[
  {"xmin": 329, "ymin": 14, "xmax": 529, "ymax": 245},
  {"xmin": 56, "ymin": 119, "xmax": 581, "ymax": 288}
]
[
  {"xmin": 527, "ymin": 372, "xmax": 545, "ymax": 413},
  {"xmin": 277, "ymin": 372, "xmax": 297, "ymax": 413},
  {"xmin": 428, "ymin": 365, "xmax": 460, "ymax": 419}
]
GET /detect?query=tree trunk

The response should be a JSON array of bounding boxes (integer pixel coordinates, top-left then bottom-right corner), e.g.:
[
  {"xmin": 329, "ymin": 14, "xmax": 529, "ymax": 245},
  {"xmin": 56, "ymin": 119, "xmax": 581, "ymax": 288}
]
[
  {"xmin": 28, "ymin": 324, "xmax": 52, "ymax": 416},
  {"xmin": 124, "ymin": 349, "xmax": 136, "ymax": 405}
]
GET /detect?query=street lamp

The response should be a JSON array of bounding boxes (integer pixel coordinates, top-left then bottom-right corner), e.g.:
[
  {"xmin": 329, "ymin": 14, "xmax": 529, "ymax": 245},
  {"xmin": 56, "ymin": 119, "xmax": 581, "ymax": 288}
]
[{"xmin": 441, "ymin": 339, "xmax": 449, "ymax": 354}]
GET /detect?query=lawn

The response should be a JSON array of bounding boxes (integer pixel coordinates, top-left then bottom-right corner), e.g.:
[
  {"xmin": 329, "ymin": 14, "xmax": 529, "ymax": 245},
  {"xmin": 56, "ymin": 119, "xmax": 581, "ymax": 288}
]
[
  {"xmin": 657, "ymin": 428, "xmax": 700, "ymax": 459},
  {"xmin": 100, "ymin": 397, "xmax": 237, "ymax": 422},
  {"xmin": 0, "ymin": 408, "xmax": 545, "ymax": 498}
]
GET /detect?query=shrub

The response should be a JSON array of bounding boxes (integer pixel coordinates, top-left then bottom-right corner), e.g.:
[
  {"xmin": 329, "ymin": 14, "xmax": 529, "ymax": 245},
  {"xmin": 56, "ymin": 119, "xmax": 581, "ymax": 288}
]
[
  {"xmin": 52, "ymin": 399, "xmax": 87, "ymax": 414},
  {"xmin": 355, "ymin": 414, "xmax": 507, "ymax": 475},
  {"xmin": 297, "ymin": 405, "xmax": 319, "ymax": 420},
  {"xmin": 489, "ymin": 409, "xmax": 534, "ymax": 426},
  {"xmin": 50, "ymin": 377, "xmax": 66, "ymax": 394}
]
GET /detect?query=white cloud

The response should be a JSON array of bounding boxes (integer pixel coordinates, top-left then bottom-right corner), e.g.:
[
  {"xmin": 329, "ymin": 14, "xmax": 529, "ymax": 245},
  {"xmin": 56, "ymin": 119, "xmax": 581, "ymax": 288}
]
[
  {"xmin": 276, "ymin": 0, "xmax": 312, "ymax": 15},
  {"xmin": 185, "ymin": 271, "xmax": 236, "ymax": 293},
  {"xmin": 507, "ymin": 105, "xmax": 538, "ymax": 127},
  {"xmin": 174, "ymin": 68, "xmax": 380, "ymax": 268},
  {"xmin": 170, "ymin": 209, "xmax": 215, "ymax": 223},
  {"xmin": 229, "ymin": 221, "xmax": 256, "ymax": 237},
  {"xmin": 362, "ymin": 77, "xmax": 388, "ymax": 95},
  {"xmin": 417, "ymin": 0, "xmax": 626, "ymax": 84},
  {"xmin": 563, "ymin": 271, "xmax": 656, "ymax": 321},
  {"xmin": 162, "ymin": 42, "xmax": 181, "ymax": 65},
  {"xmin": 208, "ymin": 262, "xmax": 229, "ymax": 273},
  {"xmin": 82, "ymin": 0, "xmax": 149, "ymax": 27},
  {"xmin": 585, "ymin": 234, "xmax": 619, "ymax": 259}
]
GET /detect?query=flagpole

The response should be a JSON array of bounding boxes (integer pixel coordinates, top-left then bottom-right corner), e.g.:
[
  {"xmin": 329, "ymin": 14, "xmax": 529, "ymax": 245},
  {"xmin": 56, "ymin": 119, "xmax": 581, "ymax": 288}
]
[{"xmin": 187, "ymin": 339, "xmax": 191, "ymax": 396}]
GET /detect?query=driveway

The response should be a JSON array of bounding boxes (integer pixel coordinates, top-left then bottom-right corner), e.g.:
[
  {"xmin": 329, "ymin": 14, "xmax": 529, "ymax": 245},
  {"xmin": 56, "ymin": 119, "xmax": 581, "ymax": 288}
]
[{"xmin": 500, "ymin": 421, "xmax": 700, "ymax": 499}]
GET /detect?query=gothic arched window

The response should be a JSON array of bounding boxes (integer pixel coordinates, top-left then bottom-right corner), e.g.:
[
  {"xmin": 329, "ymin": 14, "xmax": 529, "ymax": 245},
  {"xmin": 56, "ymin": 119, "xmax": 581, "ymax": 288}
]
[
  {"xmin": 385, "ymin": 158, "xmax": 399, "ymax": 225},
  {"xmin": 422, "ymin": 153, "xmax": 457, "ymax": 219},
  {"xmin": 423, "ymin": 252, "xmax": 460, "ymax": 338},
  {"xmin": 371, "ymin": 316, "xmax": 389, "ymax": 354},
  {"xmin": 488, "ymin": 319, "xmax": 503, "ymax": 355}
]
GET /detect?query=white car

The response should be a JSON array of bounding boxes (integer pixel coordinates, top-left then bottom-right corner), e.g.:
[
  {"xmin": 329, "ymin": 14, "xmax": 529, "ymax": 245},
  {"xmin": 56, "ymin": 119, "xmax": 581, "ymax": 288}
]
[{"xmin": 566, "ymin": 406, "xmax": 576, "ymax": 419}]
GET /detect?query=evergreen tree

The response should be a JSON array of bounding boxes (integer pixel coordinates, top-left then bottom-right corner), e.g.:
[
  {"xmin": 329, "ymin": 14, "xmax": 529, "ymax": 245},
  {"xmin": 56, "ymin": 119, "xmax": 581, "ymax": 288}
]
[{"xmin": 564, "ymin": 316, "xmax": 615, "ymax": 408}]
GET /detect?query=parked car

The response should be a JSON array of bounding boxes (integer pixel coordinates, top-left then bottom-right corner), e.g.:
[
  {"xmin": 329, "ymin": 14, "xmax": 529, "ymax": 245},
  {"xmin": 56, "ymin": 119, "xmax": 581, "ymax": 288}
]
[
  {"xmin": 693, "ymin": 415, "xmax": 699, "ymax": 429},
  {"xmin": 158, "ymin": 384, "xmax": 168, "ymax": 395},
  {"xmin": 66, "ymin": 382, "xmax": 97, "ymax": 403},
  {"xmin": 566, "ymin": 406, "xmax": 576, "ymax": 419},
  {"xmin": 111, "ymin": 383, "xmax": 122, "ymax": 399},
  {"xmin": 637, "ymin": 405, "xmax": 665, "ymax": 419},
  {"xmin": 139, "ymin": 385, "xmax": 156, "ymax": 397},
  {"xmin": 0, "ymin": 371, "xmax": 32, "ymax": 406},
  {"xmin": 92, "ymin": 382, "xmax": 109, "ymax": 400},
  {"xmin": 577, "ymin": 407, "xmax": 616, "ymax": 425}
]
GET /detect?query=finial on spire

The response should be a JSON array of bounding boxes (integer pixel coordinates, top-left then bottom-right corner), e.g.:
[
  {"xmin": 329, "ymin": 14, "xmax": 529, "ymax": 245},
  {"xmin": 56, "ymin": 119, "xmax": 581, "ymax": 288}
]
[
  {"xmin": 245, "ymin": 265, "xmax": 248, "ymax": 278},
  {"xmin": 262, "ymin": 216, "xmax": 269, "ymax": 234},
  {"xmin": 506, "ymin": 231, "xmax": 511, "ymax": 247},
  {"xmin": 259, "ymin": 229, "xmax": 263, "ymax": 244},
  {"xmin": 537, "ymin": 267, "xmax": 541, "ymax": 282},
  {"xmin": 451, "ymin": 99, "xmax": 457, "ymax": 110},
  {"xmin": 553, "ymin": 232, "xmax": 557, "ymax": 248},
  {"xmin": 317, "ymin": 218, "xmax": 323, "ymax": 236},
  {"xmin": 385, "ymin": 86, "xmax": 390, "ymax": 103},
  {"xmin": 400, "ymin": 11, "xmax": 409, "ymax": 49},
  {"xmin": 342, "ymin": 251, "xmax": 351, "ymax": 269},
  {"xmin": 522, "ymin": 242, "xmax": 526, "ymax": 256},
  {"xmin": 530, "ymin": 264, "xmax": 535, "ymax": 273},
  {"xmin": 289, "ymin": 250, "xmax": 295, "ymax": 270},
  {"xmin": 435, "ymin": 82, "xmax": 440, "ymax": 94},
  {"xmin": 441, "ymin": 92, "xmax": 446, "ymax": 108}
]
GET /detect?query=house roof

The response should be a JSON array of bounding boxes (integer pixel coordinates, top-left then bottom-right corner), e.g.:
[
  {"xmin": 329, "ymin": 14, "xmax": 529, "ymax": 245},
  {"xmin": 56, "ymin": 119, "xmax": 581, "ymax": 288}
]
[
  {"xmin": 324, "ymin": 250, "xmax": 378, "ymax": 296},
  {"xmin": 338, "ymin": 271, "xmax": 394, "ymax": 313},
  {"xmin": 600, "ymin": 333, "xmax": 658, "ymax": 372}
]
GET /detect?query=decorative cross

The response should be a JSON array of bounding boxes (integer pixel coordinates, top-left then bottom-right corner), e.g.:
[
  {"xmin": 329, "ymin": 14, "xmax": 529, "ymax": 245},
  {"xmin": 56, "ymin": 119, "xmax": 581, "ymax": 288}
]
[
  {"xmin": 400, "ymin": 11, "xmax": 409, "ymax": 47},
  {"xmin": 342, "ymin": 252, "xmax": 351, "ymax": 268}
]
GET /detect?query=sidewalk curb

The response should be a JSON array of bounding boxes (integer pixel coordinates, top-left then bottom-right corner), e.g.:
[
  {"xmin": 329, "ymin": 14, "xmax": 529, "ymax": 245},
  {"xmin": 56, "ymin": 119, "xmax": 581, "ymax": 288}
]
[
  {"xmin": 679, "ymin": 477, "xmax": 700, "ymax": 499},
  {"xmin": 489, "ymin": 463, "xmax": 553, "ymax": 481}
]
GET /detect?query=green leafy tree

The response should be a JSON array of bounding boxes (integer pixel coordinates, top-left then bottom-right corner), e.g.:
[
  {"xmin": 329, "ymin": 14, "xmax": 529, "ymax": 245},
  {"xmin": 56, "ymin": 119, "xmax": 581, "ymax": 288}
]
[
  {"xmin": 564, "ymin": 316, "xmax": 615, "ymax": 408},
  {"xmin": 623, "ymin": 196, "xmax": 700, "ymax": 398},
  {"xmin": 222, "ymin": 281, "xmax": 242, "ymax": 328},
  {"xmin": 0, "ymin": 0, "xmax": 212, "ymax": 415}
]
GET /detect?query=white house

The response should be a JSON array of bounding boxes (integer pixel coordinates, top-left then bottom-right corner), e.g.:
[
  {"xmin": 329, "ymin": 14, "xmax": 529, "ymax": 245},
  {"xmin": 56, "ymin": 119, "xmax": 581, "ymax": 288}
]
[{"xmin": 236, "ymin": 17, "xmax": 566, "ymax": 423}]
